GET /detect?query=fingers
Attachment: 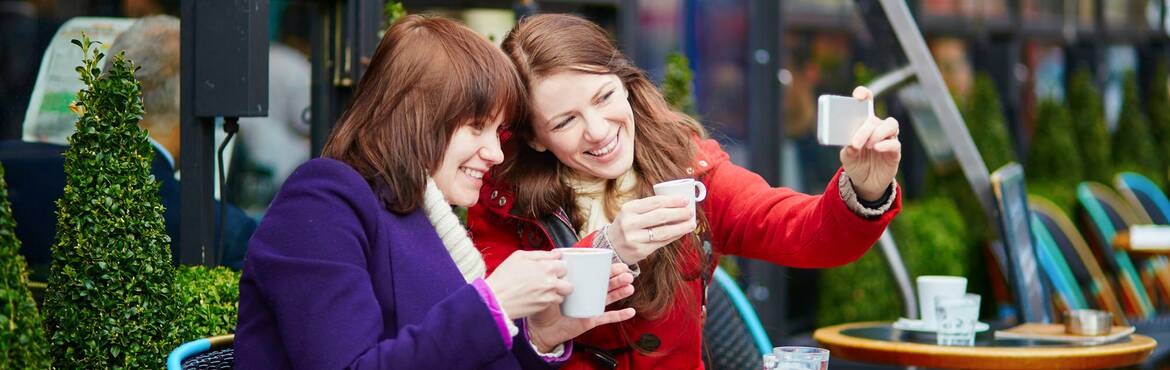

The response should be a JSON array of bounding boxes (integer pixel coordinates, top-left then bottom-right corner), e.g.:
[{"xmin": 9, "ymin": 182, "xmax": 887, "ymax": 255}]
[
  {"xmin": 626, "ymin": 206, "xmax": 693, "ymax": 230},
  {"xmin": 852, "ymin": 86, "xmax": 873, "ymax": 101},
  {"xmin": 869, "ymin": 118, "xmax": 900, "ymax": 146},
  {"xmin": 606, "ymin": 284, "xmax": 635, "ymax": 305},
  {"xmin": 850, "ymin": 116, "xmax": 881, "ymax": 150},
  {"xmin": 873, "ymin": 138, "xmax": 901, "ymax": 154},
  {"xmin": 634, "ymin": 220, "xmax": 695, "ymax": 247},
  {"xmin": 590, "ymin": 308, "xmax": 637, "ymax": 327},
  {"xmin": 553, "ymin": 279, "xmax": 573, "ymax": 297},
  {"xmin": 544, "ymin": 259, "xmax": 567, "ymax": 278},
  {"xmin": 622, "ymin": 195, "xmax": 689, "ymax": 215},
  {"xmin": 608, "ymin": 263, "xmax": 630, "ymax": 278},
  {"xmin": 607, "ymin": 271, "xmax": 634, "ymax": 291}
]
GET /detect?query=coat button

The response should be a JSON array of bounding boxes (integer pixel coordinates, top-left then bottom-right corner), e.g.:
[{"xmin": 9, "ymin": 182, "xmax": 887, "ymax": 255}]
[
  {"xmin": 698, "ymin": 160, "xmax": 708, "ymax": 167},
  {"xmin": 635, "ymin": 333, "xmax": 661, "ymax": 352},
  {"xmin": 490, "ymin": 190, "xmax": 498, "ymax": 200},
  {"xmin": 498, "ymin": 196, "xmax": 507, "ymax": 207},
  {"xmin": 685, "ymin": 167, "xmax": 694, "ymax": 175}
]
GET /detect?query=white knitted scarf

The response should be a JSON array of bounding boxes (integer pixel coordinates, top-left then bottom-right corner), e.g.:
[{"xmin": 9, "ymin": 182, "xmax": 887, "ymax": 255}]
[
  {"xmin": 562, "ymin": 171, "xmax": 639, "ymax": 238},
  {"xmin": 420, "ymin": 178, "xmax": 486, "ymax": 283}
]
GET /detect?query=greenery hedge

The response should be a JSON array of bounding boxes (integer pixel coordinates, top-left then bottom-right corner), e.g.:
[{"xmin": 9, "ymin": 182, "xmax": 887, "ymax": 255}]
[
  {"xmin": 1112, "ymin": 73, "xmax": 1164, "ymax": 188},
  {"xmin": 1027, "ymin": 98, "xmax": 1083, "ymax": 214},
  {"xmin": 818, "ymin": 196, "xmax": 971, "ymax": 326},
  {"xmin": 1067, "ymin": 69, "xmax": 1112, "ymax": 183},
  {"xmin": 663, "ymin": 52, "xmax": 697, "ymax": 115},
  {"xmin": 0, "ymin": 163, "xmax": 50, "ymax": 369},
  {"xmin": 1146, "ymin": 63, "xmax": 1170, "ymax": 184},
  {"xmin": 42, "ymin": 36, "xmax": 179, "ymax": 369},
  {"xmin": 174, "ymin": 266, "xmax": 241, "ymax": 341}
]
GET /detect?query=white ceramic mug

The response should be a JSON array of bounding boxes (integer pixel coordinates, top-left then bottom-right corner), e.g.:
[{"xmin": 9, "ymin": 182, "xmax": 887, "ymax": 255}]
[
  {"xmin": 560, "ymin": 248, "xmax": 614, "ymax": 318},
  {"xmin": 916, "ymin": 275, "xmax": 967, "ymax": 328},
  {"xmin": 652, "ymin": 179, "xmax": 707, "ymax": 218}
]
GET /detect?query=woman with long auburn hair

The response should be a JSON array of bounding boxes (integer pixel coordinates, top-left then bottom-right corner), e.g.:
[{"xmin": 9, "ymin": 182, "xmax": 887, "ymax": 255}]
[
  {"xmin": 467, "ymin": 14, "xmax": 903, "ymax": 368},
  {"xmin": 234, "ymin": 15, "xmax": 635, "ymax": 369}
]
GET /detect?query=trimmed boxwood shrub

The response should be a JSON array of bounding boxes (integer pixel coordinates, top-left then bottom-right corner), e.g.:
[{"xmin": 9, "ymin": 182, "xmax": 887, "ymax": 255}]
[
  {"xmin": 663, "ymin": 52, "xmax": 697, "ymax": 115},
  {"xmin": 173, "ymin": 266, "xmax": 240, "ymax": 341},
  {"xmin": 0, "ymin": 163, "xmax": 50, "ymax": 369},
  {"xmin": 1146, "ymin": 63, "xmax": 1170, "ymax": 183},
  {"xmin": 1067, "ymin": 69, "xmax": 1112, "ymax": 183},
  {"xmin": 818, "ymin": 196, "xmax": 971, "ymax": 326},
  {"xmin": 965, "ymin": 74, "xmax": 1016, "ymax": 171},
  {"xmin": 1027, "ymin": 98, "xmax": 1083, "ymax": 213},
  {"xmin": 42, "ymin": 35, "xmax": 179, "ymax": 369},
  {"xmin": 1113, "ymin": 73, "xmax": 1164, "ymax": 188}
]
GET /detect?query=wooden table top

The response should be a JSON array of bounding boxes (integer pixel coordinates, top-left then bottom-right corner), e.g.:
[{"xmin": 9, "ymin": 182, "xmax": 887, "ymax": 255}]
[{"xmin": 813, "ymin": 322, "xmax": 1156, "ymax": 369}]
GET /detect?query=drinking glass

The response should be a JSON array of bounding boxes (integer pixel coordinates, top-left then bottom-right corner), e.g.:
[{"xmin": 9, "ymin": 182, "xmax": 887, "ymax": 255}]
[
  {"xmin": 763, "ymin": 346, "xmax": 829, "ymax": 370},
  {"xmin": 935, "ymin": 293, "xmax": 981, "ymax": 346}
]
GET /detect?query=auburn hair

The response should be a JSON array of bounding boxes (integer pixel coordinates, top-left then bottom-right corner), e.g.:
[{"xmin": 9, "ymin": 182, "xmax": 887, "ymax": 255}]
[
  {"xmin": 323, "ymin": 15, "xmax": 526, "ymax": 214},
  {"xmin": 499, "ymin": 14, "xmax": 710, "ymax": 320}
]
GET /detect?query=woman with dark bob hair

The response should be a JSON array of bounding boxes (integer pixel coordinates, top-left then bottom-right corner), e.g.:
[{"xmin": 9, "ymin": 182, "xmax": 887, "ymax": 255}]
[
  {"xmin": 233, "ymin": 15, "xmax": 634, "ymax": 369},
  {"xmin": 468, "ymin": 14, "xmax": 903, "ymax": 368}
]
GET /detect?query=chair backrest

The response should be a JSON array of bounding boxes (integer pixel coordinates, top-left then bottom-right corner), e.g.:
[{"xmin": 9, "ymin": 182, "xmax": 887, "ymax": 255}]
[
  {"xmin": 0, "ymin": 140, "xmax": 66, "ymax": 280},
  {"xmin": 1078, "ymin": 182, "xmax": 1157, "ymax": 320},
  {"xmin": 167, "ymin": 335, "xmax": 234, "ymax": 370},
  {"xmin": 1116, "ymin": 172, "xmax": 1170, "ymax": 225},
  {"xmin": 1029, "ymin": 196, "xmax": 1127, "ymax": 325},
  {"xmin": 990, "ymin": 163, "xmax": 1051, "ymax": 323},
  {"xmin": 703, "ymin": 266, "xmax": 772, "ymax": 369},
  {"xmin": 1029, "ymin": 211, "xmax": 1088, "ymax": 311}
]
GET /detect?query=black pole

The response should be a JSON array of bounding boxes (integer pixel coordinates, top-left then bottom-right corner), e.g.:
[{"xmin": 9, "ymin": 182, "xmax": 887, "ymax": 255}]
[
  {"xmin": 179, "ymin": 1, "xmax": 217, "ymax": 266},
  {"xmin": 745, "ymin": 0, "xmax": 786, "ymax": 342}
]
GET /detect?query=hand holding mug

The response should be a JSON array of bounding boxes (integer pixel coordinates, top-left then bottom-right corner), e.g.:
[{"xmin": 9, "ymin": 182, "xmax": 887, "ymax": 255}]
[
  {"xmin": 607, "ymin": 195, "xmax": 696, "ymax": 264},
  {"xmin": 527, "ymin": 262, "xmax": 637, "ymax": 353},
  {"xmin": 485, "ymin": 250, "xmax": 573, "ymax": 319}
]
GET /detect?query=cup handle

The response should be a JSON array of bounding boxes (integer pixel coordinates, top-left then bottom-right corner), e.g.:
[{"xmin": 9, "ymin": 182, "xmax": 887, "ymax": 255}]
[{"xmin": 694, "ymin": 182, "xmax": 706, "ymax": 202}]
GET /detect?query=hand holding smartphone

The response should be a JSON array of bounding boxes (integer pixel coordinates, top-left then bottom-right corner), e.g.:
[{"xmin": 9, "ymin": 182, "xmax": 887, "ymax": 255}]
[{"xmin": 817, "ymin": 95, "xmax": 873, "ymax": 146}]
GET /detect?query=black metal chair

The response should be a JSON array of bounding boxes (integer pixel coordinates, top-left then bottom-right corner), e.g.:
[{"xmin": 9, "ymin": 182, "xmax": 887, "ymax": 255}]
[
  {"xmin": 167, "ymin": 334, "xmax": 234, "ymax": 370},
  {"xmin": 703, "ymin": 266, "xmax": 772, "ymax": 370}
]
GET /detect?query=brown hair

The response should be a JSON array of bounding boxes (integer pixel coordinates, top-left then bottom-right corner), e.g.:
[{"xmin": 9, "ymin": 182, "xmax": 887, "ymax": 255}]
[
  {"xmin": 500, "ymin": 14, "xmax": 709, "ymax": 320},
  {"xmin": 323, "ymin": 15, "xmax": 525, "ymax": 214}
]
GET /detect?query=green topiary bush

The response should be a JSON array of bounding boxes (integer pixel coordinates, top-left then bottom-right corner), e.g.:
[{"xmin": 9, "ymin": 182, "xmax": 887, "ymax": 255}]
[
  {"xmin": 662, "ymin": 52, "xmax": 697, "ymax": 115},
  {"xmin": 1027, "ymin": 98, "xmax": 1084, "ymax": 213},
  {"xmin": 1067, "ymin": 69, "xmax": 1112, "ymax": 183},
  {"xmin": 173, "ymin": 266, "xmax": 240, "ymax": 341},
  {"xmin": 1028, "ymin": 98, "xmax": 1083, "ymax": 182},
  {"xmin": 1113, "ymin": 73, "xmax": 1164, "ymax": 188},
  {"xmin": 42, "ymin": 35, "xmax": 179, "ymax": 369},
  {"xmin": 818, "ymin": 196, "xmax": 971, "ymax": 326},
  {"xmin": 0, "ymin": 163, "xmax": 51, "ymax": 369},
  {"xmin": 1146, "ymin": 63, "xmax": 1170, "ymax": 182},
  {"xmin": 964, "ymin": 74, "xmax": 1016, "ymax": 172}
]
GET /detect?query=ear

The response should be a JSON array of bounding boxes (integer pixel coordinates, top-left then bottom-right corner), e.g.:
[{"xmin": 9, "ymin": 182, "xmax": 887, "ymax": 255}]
[{"xmin": 528, "ymin": 139, "xmax": 547, "ymax": 152}]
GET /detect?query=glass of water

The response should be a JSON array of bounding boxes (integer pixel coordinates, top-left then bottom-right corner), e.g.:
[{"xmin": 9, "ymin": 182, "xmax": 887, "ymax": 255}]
[
  {"xmin": 763, "ymin": 346, "xmax": 829, "ymax": 370},
  {"xmin": 935, "ymin": 293, "xmax": 981, "ymax": 346}
]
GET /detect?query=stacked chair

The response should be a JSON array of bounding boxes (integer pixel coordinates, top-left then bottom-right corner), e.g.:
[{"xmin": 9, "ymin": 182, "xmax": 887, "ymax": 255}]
[{"xmin": 989, "ymin": 164, "xmax": 1170, "ymax": 368}]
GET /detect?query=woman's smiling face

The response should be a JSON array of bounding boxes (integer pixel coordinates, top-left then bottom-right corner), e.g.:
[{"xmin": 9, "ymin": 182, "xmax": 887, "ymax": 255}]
[{"xmin": 527, "ymin": 71, "xmax": 636, "ymax": 180}]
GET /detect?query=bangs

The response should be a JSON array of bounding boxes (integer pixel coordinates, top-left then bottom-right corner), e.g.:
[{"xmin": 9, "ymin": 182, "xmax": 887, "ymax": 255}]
[{"xmin": 444, "ymin": 34, "xmax": 527, "ymax": 132}]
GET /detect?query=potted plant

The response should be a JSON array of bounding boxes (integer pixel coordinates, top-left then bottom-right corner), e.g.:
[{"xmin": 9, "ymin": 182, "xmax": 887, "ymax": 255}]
[
  {"xmin": 42, "ymin": 35, "xmax": 179, "ymax": 369},
  {"xmin": 0, "ymin": 162, "xmax": 50, "ymax": 369},
  {"xmin": 1067, "ymin": 69, "xmax": 1112, "ymax": 183},
  {"xmin": 1113, "ymin": 73, "xmax": 1164, "ymax": 188},
  {"xmin": 1027, "ymin": 98, "xmax": 1082, "ymax": 214}
]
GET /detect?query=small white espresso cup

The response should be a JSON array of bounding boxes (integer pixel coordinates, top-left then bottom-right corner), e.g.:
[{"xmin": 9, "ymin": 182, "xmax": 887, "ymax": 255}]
[
  {"xmin": 917, "ymin": 276, "xmax": 968, "ymax": 328},
  {"xmin": 652, "ymin": 179, "xmax": 707, "ymax": 218},
  {"xmin": 560, "ymin": 248, "xmax": 614, "ymax": 318}
]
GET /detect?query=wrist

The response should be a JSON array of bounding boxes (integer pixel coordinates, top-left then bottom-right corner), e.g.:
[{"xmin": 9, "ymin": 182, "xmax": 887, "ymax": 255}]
[{"xmin": 527, "ymin": 320, "xmax": 557, "ymax": 353}]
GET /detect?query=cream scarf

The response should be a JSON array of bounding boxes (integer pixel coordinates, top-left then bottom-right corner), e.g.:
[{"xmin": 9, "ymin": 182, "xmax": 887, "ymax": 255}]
[
  {"xmin": 420, "ymin": 178, "xmax": 486, "ymax": 283},
  {"xmin": 563, "ymin": 171, "xmax": 639, "ymax": 238}
]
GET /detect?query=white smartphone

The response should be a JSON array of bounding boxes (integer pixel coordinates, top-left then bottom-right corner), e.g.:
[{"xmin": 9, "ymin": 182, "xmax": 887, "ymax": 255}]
[{"xmin": 817, "ymin": 94, "xmax": 873, "ymax": 146}]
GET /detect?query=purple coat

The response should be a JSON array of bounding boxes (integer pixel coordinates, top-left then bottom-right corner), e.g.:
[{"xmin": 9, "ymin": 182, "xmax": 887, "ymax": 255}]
[{"xmin": 234, "ymin": 158, "xmax": 562, "ymax": 369}]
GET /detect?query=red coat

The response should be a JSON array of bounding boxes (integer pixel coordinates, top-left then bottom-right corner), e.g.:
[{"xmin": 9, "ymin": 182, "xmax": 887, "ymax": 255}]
[{"xmin": 467, "ymin": 138, "xmax": 901, "ymax": 369}]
